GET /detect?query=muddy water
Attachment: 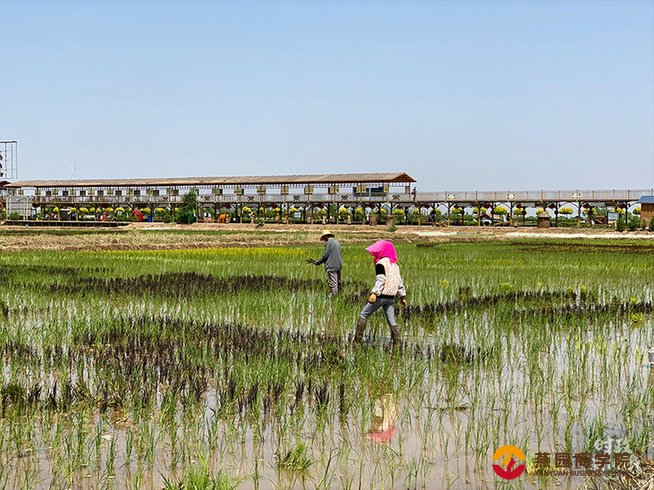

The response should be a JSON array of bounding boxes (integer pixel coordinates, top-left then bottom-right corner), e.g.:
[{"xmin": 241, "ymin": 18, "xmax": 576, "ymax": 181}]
[{"xmin": 5, "ymin": 355, "xmax": 651, "ymax": 489}]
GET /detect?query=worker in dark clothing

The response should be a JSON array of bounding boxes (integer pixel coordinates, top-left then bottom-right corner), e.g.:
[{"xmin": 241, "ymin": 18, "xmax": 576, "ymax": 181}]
[{"xmin": 308, "ymin": 230, "xmax": 342, "ymax": 294}]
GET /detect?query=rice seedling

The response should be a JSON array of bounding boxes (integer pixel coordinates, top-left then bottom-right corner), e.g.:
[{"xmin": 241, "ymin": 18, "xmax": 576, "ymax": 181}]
[
  {"xmin": 0, "ymin": 235, "xmax": 651, "ymax": 488},
  {"xmin": 275, "ymin": 442, "xmax": 314, "ymax": 472},
  {"xmin": 162, "ymin": 466, "xmax": 240, "ymax": 490}
]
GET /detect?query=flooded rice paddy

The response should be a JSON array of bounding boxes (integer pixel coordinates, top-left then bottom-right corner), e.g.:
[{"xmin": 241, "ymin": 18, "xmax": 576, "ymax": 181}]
[{"xmin": 0, "ymin": 239, "xmax": 652, "ymax": 489}]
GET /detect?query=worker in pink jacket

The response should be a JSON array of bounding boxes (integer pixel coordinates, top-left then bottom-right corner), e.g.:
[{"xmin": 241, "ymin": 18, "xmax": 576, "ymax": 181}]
[{"xmin": 354, "ymin": 240, "xmax": 407, "ymax": 345}]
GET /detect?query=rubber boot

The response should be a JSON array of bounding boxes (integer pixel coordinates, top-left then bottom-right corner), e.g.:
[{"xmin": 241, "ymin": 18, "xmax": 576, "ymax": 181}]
[
  {"xmin": 354, "ymin": 317, "xmax": 367, "ymax": 343},
  {"xmin": 390, "ymin": 324, "xmax": 401, "ymax": 346}
]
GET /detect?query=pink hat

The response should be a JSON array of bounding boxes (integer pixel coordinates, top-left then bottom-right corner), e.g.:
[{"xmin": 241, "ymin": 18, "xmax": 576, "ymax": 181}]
[
  {"xmin": 365, "ymin": 240, "xmax": 398, "ymax": 264},
  {"xmin": 366, "ymin": 426, "xmax": 396, "ymax": 443}
]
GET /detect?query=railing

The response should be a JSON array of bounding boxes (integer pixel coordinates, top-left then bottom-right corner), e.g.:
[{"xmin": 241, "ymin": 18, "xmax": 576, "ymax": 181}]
[
  {"xmin": 30, "ymin": 195, "xmax": 184, "ymax": 205},
  {"xmin": 28, "ymin": 193, "xmax": 413, "ymax": 206},
  {"xmin": 414, "ymin": 189, "xmax": 653, "ymax": 203},
  {"xmin": 22, "ymin": 188, "xmax": 653, "ymax": 208}
]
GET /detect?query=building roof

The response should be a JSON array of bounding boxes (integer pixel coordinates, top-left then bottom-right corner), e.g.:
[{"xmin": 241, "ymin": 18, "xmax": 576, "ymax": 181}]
[
  {"xmin": 6, "ymin": 172, "xmax": 416, "ymax": 188},
  {"xmin": 640, "ymin": 195, "xmax": 654, "ymax": 204}
]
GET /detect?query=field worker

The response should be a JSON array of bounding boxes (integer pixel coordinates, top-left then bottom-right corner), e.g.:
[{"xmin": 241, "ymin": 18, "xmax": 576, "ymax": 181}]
[
  {"xmin": 308, "ymin": 230, "xmax": 342, "ymax": 294},
  {"xmin": 354, "ymin": 240, "xmax": 407, "ymax": 345}
]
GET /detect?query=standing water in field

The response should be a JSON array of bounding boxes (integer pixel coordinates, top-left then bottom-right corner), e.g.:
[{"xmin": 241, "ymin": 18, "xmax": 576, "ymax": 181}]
[{"xmin": 0, "ymin": 239, "xmax": 652, "ymax": 489}]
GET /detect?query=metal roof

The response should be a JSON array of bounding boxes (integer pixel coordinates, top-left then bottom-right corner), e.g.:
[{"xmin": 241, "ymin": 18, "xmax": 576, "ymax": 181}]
[
  {"xmin": 640, "ymin": 195, "xmax": 654, "ymax": 203},
  {"xmin": 6, "ymin": 172, "xmax": 416, "ymax": 188}
]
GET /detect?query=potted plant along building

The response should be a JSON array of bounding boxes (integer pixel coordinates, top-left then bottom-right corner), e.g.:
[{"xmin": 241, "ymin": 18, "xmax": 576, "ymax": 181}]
[
  {"xmin": 154, "ymin": 207, "xmax": 166, "ymax": 222},
  {"xmin": 369, "ymin": 211, "xmax": 378, "ymax": 226},
  {"xmin": 316, "ymin": 208, "xmax": 327, "ymax": 224},
  {"xmin": 392, "ymin": 208, "xmax": 405, "ymax": 225},
  {"xmin": 354, "ymin": 207, "xmax": 365, "ymax": 223}
]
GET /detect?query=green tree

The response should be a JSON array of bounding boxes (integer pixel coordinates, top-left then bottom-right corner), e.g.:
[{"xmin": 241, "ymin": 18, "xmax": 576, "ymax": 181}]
[{"xmin": 176, "ymin": 190, "xmax": 198, "ymax": 224}]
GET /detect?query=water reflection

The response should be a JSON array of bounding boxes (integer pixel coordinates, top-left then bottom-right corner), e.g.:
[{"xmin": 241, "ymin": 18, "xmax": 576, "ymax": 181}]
[{"xmin": 366, "ymin": 393, "xmax": 397, "ymax": 443}]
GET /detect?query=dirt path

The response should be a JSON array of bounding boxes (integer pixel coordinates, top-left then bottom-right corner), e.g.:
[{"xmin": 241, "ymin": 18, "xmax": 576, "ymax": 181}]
[{"xmin": 0, "ymin": 222, "xmax": 652, "ymax": 251}]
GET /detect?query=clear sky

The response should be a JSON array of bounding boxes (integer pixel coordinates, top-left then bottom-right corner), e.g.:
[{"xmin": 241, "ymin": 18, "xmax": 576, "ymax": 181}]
[{"xmin": 1, "ymin": 0, "xmax": 653, "ymax": 191}]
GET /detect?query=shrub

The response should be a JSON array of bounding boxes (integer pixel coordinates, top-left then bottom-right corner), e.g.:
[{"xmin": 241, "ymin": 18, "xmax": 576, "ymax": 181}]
[
  {"xmin": 650, "ymin": 219, "xmax": 654, "ymax": 232},
  {"xmin": 9, "ymin": 212, "xmax": 21, "ymax": 220},
  {"xmin": 176, "ymin": 190, "xmax": 198, "ymax": 224},
  {"xmin": 0, "ymin": 210, "xmax": 6, "ymax": 220},
  {"xmin": 616, "ymin": 218, "xmax": 626, "ymax": 232},
  {"xmin": 409, "ymin": 208, "xmax": 422, "ymax": 224},
  {"xmin": 627, "ymin": 216, "xmax": 640, "ymax": 231}
]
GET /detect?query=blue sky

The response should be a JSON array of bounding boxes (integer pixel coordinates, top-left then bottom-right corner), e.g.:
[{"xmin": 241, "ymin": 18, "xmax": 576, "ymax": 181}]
[{"xmin": 0, "ymin": 0, "xmax": 652, "ymax": 191}]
